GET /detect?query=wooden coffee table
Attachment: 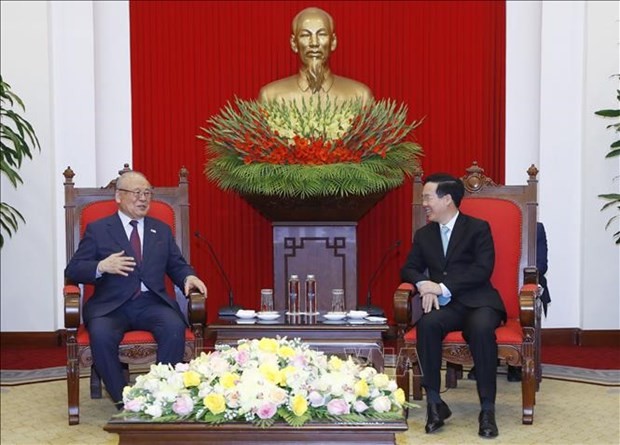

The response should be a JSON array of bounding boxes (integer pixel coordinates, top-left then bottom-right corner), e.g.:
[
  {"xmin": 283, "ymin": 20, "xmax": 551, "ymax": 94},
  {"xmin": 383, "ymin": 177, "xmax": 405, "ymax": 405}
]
[{"xmin": 208, "ymin": 315, "xmax": 389, "ymax": 371}]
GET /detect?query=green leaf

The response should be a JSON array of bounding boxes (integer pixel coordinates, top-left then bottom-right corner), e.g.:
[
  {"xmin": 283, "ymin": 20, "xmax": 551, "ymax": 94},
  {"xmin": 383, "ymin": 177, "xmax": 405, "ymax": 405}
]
[{"xmin": 594, "ymin": 109, "xmax": 620, "ymax": 118}]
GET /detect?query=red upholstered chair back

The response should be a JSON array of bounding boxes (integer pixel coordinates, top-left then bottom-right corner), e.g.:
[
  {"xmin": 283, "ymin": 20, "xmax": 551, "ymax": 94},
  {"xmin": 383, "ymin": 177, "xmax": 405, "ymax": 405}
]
[
  {"xmin": 77, "ymin": 199, "xmax": 178, "ymax": 302},
  {"xmin": 411, "ymin": 161, "xmax": 539, "ymax": 321},
  {"xmin": 460, "ymin": 198, "xmax": 522, "ymax": 319},
  {"xmin": 63, "ymin": 164, "xmax": 191, "ymax": 301}
]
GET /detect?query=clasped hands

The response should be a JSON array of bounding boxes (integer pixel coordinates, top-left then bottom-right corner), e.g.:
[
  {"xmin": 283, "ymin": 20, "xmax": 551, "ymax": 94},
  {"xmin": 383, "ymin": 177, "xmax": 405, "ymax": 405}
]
[
  {"xmin": 417, "ymin": 280, "xmax": 443, "ymax": 313},
  {"xmin": 97, "ymin": 251, "xmax": 207, "ymax": 296}
]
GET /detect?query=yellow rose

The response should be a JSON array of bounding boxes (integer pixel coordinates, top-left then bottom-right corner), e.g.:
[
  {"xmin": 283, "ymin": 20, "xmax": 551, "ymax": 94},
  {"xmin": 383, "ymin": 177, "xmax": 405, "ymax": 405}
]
[
  {"xmin": 259, "ymin": 362, "xmax": 281, "ymax": 384},
  {"xmin": 394, "ymin": 388, "xmax": 405, "ymax": 405},
  {"xmin": 373, "ymin": 373, "xmax": 390, "ymax": 389},
  {"xmin": 280, "ymin": 365, "xmax": 297, "ymax": 386},
  {"xmin": 220, "ymin": 372, "xmax": 239, "ymax": 389},
  {"xmin": 354, "ymin": 379, "xmax": 369, "ymax": 397},
  {"xmin": 203, "ymin": 393, "xmax": 226, "ymax": 415},
  {"xmin": 277, "ymin": 345, "xmax": 296, "ymax": 359},
  {"xmin": 182, "ymin": 370, "xmax": 201, "ymax": 388},
  {"xmin": 291, "ymin": 393, "xmax": 308, "ymax": 416},
  {"xmin": 258, "ymin": 338, "xmax": 278, "ymax": 353},
  {"xmin": 328, "ymin": 356, "xmax": 343, "ymax": 371}
]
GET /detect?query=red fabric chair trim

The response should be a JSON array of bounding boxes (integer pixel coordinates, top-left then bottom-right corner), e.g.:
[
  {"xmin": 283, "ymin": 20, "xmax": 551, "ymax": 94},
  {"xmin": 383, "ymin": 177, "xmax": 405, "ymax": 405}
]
[
  {"xmin": 403, "ymin": 318, "xmax": 523, "ymax": 345},
  {"xmin": 76, "ymin": 325, "xmax": 195, "ymax": 346}
]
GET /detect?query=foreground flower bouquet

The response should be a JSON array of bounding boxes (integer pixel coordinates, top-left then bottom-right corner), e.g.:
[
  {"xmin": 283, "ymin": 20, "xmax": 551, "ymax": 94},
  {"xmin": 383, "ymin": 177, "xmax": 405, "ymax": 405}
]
[
  {"xmin": 119, "ymin": 337, "xmax": 416, "ymax": 428},
  {"xmin": 199, "ymin": 98, "xmax": 423, "ymax": 199}
]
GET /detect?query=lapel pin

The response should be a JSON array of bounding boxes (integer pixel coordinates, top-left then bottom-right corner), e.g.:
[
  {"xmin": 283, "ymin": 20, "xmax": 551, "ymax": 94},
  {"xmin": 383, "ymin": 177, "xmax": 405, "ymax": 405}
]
[{"xmin": 150, "ymin": 229, "xmax": 157, "ymax": 233}]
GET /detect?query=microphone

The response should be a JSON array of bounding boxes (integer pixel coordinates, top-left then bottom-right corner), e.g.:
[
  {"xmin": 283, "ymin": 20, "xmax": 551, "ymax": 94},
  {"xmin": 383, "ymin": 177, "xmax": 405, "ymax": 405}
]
[
  {"xmin": 194, "ymin": 231, "xmax": 241, "ymax": 317},
  {"xmin": 358, "ymin": 240, "xmax": 402, "ymax": 316}
]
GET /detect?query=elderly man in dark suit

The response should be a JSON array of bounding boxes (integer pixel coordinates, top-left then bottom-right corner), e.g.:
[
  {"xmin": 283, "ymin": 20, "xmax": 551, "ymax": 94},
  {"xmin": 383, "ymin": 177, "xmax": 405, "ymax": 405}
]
[
  {"xmin": 401, "ymin": 173, "xmax": 505, "ymax": 438},
  {"xmin": 65, "ymin": 171, "xmax": 207, "ymax": 409}
]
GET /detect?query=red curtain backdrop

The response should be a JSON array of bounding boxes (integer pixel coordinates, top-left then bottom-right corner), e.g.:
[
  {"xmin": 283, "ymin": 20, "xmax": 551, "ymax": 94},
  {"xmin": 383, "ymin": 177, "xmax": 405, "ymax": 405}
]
[{"xmin": 129, "ymin": 0, "xmax": 505, "ymax": 322}]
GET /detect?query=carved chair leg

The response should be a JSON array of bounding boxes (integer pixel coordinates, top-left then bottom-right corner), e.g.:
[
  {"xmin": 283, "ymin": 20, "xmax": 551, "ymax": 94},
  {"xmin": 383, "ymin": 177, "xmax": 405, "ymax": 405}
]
[
  {"xmin": 395, "ymin": 350, "xmax": 410, "ymax": 403},
  {"xmin": 66, "ymin": 346, "xmax": 80, "ymax": 425},
  {"xmin": 122, "ymin": 362, "xmax": 130, "ymax": 385},
  {"xmin": 521, "ymin": 359, "xmax": 535, "ymax": 424},
  {"xmin": 445, "ymin": 362, "xmax": 460, "ymax": 389},
  {"xmin": 412, "ymin": 363, "xmax": 423, "ymax": 400}
]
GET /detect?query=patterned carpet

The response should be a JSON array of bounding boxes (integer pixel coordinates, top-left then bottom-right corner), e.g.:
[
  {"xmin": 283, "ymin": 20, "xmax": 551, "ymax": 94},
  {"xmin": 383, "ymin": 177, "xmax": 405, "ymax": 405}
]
[{"xmin": 1, "ymin": 369, "xmax": 619, "ymax": 445}]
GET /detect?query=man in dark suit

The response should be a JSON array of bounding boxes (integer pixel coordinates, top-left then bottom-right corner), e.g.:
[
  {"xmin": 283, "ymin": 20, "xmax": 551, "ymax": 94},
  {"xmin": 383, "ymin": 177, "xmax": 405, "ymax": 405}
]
[
  {"xmin": 65, "ymin": 171, "xmax": 207, "ymax": 409},
  {"xmin": 401, "ymin": 173, "xmax": 505, "ymax": 438}
]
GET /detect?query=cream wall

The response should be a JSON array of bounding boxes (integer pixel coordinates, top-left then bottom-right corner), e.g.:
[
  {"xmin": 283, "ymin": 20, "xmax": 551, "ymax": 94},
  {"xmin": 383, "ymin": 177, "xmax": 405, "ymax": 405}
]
[{"xmin": 1, "ymin": 1, "xmax": 618, "ymax": 332}]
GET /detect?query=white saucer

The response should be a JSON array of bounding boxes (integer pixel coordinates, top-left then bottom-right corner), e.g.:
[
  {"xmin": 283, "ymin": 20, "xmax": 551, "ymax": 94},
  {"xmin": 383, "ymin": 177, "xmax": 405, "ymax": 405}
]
[
  {"xmin": 324, "ymin": 312, "xmax": 347, "ymax": 321},
  {"xmin": 346, "ymin": 310, "xmax": 369, "ymax": 319},
  {"xmin": 257, "ymin": 312, "xmax": 281, "ymax": 321},
  {"xmin": 236, "ymin": 319, "xmax": 256, "ymax": 324},
  {"xmin": 235, "ymin": 310, "xmax": 257, "ymax": 319},
  {"xmin": 347, "ymin": 319, "xmax": 367, "ymax": 324},
  {"xmin": 365, "ymin": 316, "xmax": 387, "ymax": 323}
]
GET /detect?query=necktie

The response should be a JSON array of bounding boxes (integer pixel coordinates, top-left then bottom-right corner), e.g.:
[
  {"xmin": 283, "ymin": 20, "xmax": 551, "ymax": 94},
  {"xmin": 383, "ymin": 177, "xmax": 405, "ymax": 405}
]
[
  {"xmin": 441, "ymin": 225, "xmax": 450, "ymax": 255},
  {"xmin": 129, "ymin": 220, "xmax": 142, "ymax": 264}
]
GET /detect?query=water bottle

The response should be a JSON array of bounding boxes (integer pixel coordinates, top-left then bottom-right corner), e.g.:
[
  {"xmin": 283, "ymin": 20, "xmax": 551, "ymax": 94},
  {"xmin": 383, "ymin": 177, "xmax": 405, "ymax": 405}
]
[
  {"xmin": 305, "ymin": 274, "xmax": 317, "ymax": 315},
  {"xmin": 288, "ymin": 274, "xmax": 300, "ymax": 314}
]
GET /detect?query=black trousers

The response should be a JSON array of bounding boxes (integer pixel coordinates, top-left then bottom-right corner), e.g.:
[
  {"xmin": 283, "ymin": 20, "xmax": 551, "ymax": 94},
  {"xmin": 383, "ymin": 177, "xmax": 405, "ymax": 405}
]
[
  {"xmin": 416, "ymin": 300, "xmax": 503, "ymax": 404},
  {"xmin": 86, "ymin": 291, "xmax": 186, "ymax": 403}
]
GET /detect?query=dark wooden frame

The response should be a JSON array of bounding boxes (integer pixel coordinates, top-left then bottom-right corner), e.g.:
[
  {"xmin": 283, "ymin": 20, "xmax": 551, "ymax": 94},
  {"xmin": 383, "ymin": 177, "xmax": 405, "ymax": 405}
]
[
  {"xmin": 63, "ymin": 164, "xmax": 206, "ymax": 425},
  {"xmin": 393, "ymin": 161, "xmax": 542, "ymax": 424}
]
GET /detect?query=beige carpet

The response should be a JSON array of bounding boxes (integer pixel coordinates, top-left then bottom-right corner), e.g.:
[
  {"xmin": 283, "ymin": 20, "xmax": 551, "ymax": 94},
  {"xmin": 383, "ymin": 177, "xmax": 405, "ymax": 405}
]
[{"xmin": 1, "ymin": 374, "xmax": 619, "ymax": 445}]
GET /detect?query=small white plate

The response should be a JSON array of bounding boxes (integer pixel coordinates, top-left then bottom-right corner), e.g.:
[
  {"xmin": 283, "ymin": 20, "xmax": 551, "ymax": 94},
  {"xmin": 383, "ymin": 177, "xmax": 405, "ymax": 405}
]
[
  {"xmin": 365, "ymin": 316, "xmax": 387, "ymax": 323},
  {"xmin": 347, "ymin": 310, "xmax": 369, "ymax": 319},
  {"xmin": 236, "ymin": 319, "xmax": 256, "ymax": 324},
  {"xmin": 347, "ymin": 319, "xmax": 367, "ymax": 325},
  {"xmin": 257, "ymin": 312, "xmax": 281, "ymax": 321},
  {"xmin": 324, "ymin": 312, "xmax": 347, "ymax": 321},
  {"xmin": 235, "ymin": 310, "xmax": 257, "ymax": 319}
]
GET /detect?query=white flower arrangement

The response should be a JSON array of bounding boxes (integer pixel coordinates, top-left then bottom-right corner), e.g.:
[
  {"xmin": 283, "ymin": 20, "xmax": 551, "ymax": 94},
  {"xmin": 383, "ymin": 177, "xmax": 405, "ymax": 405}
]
[{"xmin": 119, "ymin": 337, "xmax": 415, "ymax": 427}]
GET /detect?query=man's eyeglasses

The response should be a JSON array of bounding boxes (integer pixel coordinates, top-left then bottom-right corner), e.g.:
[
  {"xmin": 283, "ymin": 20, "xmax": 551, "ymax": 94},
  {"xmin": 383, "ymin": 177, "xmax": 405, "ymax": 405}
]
[{"xmin": 117, "ymin": 188, "xmax": 154, "ymax": 199}]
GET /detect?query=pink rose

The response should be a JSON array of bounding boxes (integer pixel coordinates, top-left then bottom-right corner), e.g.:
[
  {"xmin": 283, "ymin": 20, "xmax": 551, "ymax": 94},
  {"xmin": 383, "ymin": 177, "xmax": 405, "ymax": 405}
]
[
  {"xmin": 327, "ymin": 398, "xmax": 350, "ymax": 415},
  {"xmin": 308, "ymin": 390, "xmax": 326, "ymax": 407},
  {"xmin": 256, "ymin": 402, "xmax": 277, "ymax": 419},
  {"xmin": 353, "ymin": 400, "xmax": 369, "ymax": 413},
  {"xmin": 172, "ymin": 394, "xmax": 194, "ymax": 416},
  {"xmin": 124, "ymin": 399, "xmax": 141, "ymax": 412},
  {"xmin": 235, "ymin": 349, "xmax": 249, "ymax": 365}
]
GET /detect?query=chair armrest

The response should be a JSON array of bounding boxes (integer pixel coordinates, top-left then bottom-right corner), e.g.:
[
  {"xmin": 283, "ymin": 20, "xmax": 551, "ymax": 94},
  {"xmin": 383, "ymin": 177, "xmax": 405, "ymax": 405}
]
[
  {"xmin": 394, "ymin": 282, "xmax": 421, "ymax": 330},
  {"xmin": 64, "ymin": 284, "xmax": 81, "ymax": 329},
  {"xmin": 519, "ymin": 283, "xmax": 539, "ymax": 328},
  {"xmin": 186, "ymin": 290, "xmax": 206, "ymax": 327}
]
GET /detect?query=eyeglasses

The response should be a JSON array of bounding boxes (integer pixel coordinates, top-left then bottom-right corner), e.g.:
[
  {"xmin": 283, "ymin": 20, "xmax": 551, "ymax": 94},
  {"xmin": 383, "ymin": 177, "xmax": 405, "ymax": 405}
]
[{"xmin": 117, "ymin": 188, "xmax": 154, "ymax": 199}]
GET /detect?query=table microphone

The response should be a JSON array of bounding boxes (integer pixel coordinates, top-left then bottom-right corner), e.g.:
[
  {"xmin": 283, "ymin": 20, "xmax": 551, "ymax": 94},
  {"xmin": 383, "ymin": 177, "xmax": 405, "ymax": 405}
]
[
  {"xmin": 194, "ymin": 231, "xmax": 241, "ymax": 317},
  {"xmin": 358, "ymin": 240, "xmax": 402, "ymax": 317}
]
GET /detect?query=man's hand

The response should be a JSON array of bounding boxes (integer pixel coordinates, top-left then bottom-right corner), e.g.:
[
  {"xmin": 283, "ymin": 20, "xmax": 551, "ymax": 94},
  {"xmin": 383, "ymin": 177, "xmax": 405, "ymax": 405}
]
[
  {"xmin": 417, "ymin": 281, "xmax": 442, "ymax": 296},
  {"xmin": 97, "ymin": 251, "xmax": 136, "ymax": 276},
  {"xmin": 421, "ymin": 293, "xmax": 440, "ymax": 313},
  {"xmin": 184, "ymin": 275, "xmax": 207, "ymax": 296}
]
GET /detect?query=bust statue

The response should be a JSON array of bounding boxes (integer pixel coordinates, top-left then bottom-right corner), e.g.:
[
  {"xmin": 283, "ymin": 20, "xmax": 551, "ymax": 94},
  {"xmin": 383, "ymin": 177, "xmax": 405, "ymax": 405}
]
[{"xmin": 258, "ymin": 7, "xmax": 373, "ymax": 106}]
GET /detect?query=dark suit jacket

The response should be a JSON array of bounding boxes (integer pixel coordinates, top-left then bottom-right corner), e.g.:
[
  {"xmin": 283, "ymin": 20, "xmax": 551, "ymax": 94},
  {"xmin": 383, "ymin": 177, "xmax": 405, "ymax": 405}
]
[
  {"xmin": 65, "ymin": 213, "xmax": 195, "ymax": 325},
  {"xmin": 537, "ymin": 222, "xmax": 551, "ymax": 314},
  {"xmin": 401, "ymin": 212, "xmax": 506, "ymax": 320}
]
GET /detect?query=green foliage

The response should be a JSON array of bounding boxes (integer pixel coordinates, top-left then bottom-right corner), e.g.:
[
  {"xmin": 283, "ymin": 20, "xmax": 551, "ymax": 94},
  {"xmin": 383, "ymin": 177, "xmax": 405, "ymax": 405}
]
[
  {"xmin": 0, "ymin": 75, "xmax": 41, "ymax": 248},
  {"xmin": 199, "ymin": 98, "xmax": 423, "ymax": 198},
  {"xmin": 594, "ymin": 75, "xmax": 620, "ymax": 244}
]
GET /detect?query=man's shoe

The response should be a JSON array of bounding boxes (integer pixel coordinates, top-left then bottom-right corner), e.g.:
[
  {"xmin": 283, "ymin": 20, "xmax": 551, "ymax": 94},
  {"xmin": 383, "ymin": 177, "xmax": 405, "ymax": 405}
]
[
  {"xmin": 478, "ymin": 409, "xmax": 499, "ymax": 438},
  {"xmin": 507, "ymin": 365, "xmax": 522, "ymax": 382},
  {"xmin": 425, "ymin": 401, "xmax": 452, "ymax": 433},
  {"xmin": 114, "ymin": 401, "xmax": 124, "ymax": 412}
]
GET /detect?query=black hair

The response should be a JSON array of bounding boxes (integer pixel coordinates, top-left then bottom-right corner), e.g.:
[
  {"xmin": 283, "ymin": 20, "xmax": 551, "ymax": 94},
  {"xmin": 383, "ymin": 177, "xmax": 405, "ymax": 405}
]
[{"xmin": 423, "ymin": 173, "xmax": 465, "ymax": 208}]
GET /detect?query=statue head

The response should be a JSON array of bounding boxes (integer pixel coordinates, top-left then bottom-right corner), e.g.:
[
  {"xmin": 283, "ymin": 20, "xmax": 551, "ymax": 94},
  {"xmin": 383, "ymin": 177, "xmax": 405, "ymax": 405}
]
[{"xmin": 290, "ymin": 7, "xmax": 337, "ymax": 93}]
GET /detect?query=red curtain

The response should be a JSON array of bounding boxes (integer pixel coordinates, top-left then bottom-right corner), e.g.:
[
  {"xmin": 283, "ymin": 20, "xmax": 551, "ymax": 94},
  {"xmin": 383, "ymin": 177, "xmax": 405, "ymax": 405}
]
[{"xmin": 129, "ymin": 0, "xmax": 505, "ymax": 322}]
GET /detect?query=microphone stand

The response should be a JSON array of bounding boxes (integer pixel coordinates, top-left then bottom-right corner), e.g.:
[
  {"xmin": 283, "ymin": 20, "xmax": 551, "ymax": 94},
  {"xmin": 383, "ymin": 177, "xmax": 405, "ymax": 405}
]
[
  {"xmin": 194, "ymin": 232, "xmax": 241, "ymax": 317},
  {"xmin": 358, "ymin": 240, "xmax": 401, "ymax": 316}
]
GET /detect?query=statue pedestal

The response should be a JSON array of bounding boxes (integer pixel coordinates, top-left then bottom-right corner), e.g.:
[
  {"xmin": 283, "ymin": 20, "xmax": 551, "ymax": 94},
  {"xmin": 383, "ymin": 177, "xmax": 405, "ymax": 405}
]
[{"xmin": 240, "ymin": 192, "xmax": 387, "ymax": 311}]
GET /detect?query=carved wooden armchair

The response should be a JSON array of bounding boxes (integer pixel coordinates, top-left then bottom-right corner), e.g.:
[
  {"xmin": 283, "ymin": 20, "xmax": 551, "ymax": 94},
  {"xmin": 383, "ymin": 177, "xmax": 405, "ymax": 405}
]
[
  {"xmin": 63, "ymin": 164, "xmax": 206, "ymax": 425},
  {"xmin": 394, "ymin": 162, "xmax": 542, "ymax": 424}
]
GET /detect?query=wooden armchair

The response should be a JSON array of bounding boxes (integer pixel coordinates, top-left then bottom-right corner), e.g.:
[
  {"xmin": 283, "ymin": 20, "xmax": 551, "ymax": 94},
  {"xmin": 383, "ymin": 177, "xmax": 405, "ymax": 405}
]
[
  {"xmin": 63, "ymin": 164, "xmax": 206, "ymax": 425},
  {"xmin": 394, "ymin": 162, "xmax": 542, "ymax": 424}
]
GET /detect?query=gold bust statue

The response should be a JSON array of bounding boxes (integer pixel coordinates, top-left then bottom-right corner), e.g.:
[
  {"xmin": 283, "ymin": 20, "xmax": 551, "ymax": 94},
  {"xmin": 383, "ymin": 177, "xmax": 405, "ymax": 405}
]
[{"xmin": 258, "ymin": 7, "xmax": 373, "ymax": 105}]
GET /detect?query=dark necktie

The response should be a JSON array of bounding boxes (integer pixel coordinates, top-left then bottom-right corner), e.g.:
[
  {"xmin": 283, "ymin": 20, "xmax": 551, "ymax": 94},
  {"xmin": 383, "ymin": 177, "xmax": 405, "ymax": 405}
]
[{"xmin": 129, "ymin": 220, "xmax": 142, "ymax": 264}]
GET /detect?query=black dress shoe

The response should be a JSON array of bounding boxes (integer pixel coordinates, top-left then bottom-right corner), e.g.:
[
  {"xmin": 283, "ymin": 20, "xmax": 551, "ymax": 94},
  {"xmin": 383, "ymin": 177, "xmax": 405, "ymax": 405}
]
[
  {"xmin": 507, "ymin": 365, "xmax": 522, "ymax": 382},
  {"xmin": 114, "ymin": 401, "xmax": 124, "ymax": 412},
  {"xmin": 425, "ymin": 401, "xmax": 452, "ymax": 433},
  {"xmin": 478, "ymin": 409, "xmax": 499, "ymax": 438}
]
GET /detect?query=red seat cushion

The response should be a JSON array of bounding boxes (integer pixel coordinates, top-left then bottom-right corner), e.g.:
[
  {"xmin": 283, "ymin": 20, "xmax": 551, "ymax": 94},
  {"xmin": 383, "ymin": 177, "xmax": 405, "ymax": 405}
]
[
  {"xmin": 76, "ymin": 325, "xmax": 196, "ymax": 346},
  {"xmin": 403, "ymin": 318, "xmax": 524, "ymax": 345}
]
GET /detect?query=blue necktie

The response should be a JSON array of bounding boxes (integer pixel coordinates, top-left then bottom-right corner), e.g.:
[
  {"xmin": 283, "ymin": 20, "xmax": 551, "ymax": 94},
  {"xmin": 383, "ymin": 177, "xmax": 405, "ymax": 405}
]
[{"xmin": 441, "ymin": 225, "xmax": 450, "ymax": 255}]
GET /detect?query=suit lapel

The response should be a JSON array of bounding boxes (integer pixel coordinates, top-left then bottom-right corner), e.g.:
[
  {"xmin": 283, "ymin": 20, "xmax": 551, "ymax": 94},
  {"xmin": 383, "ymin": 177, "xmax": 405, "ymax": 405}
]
[
  {"xmin": 446, "ymin": 213, "xmax": 467, "ymax": 259},
  {"xmin": 107, "ymin": 214, "xmax": 133, "ymax": 255},
  {"xmin": 142, "ymin": 217, "xmax": 158, "ymax": 265}
]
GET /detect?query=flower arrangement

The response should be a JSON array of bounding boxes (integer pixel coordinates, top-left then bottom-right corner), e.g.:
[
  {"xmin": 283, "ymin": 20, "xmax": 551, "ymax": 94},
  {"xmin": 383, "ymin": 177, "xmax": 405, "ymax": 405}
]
[
  {"xmin": 119, "ymin": 337, "xmax": 415, "ymax": 427},
  {"xmin": 199, "ymin": 98, "xmax": 423, "ymax": 198}
]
